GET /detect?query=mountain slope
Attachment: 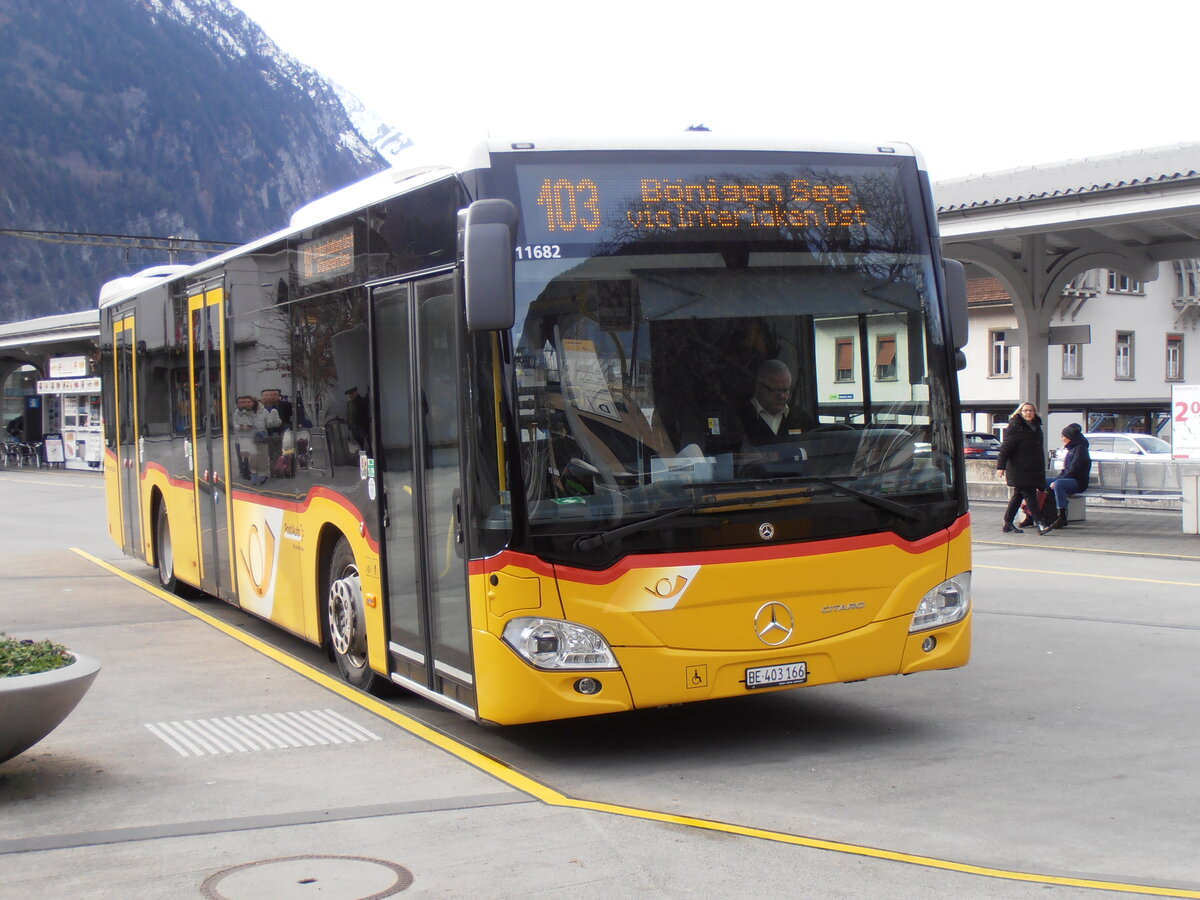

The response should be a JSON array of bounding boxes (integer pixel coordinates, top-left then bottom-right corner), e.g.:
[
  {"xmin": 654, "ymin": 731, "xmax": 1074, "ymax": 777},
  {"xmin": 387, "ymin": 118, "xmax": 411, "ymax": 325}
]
[{"xmin": 0, "ymin": 0, "xmax": 387, "ymax": 322}]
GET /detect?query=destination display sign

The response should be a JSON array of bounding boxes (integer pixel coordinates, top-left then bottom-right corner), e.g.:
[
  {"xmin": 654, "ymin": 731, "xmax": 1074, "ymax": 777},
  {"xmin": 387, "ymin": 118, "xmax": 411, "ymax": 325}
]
[
  {"xmin": 297, "ymin": 226, "xmax": 356, "ymax": 285},
  {"xmin": 512, "ymin": 161, "xmax": 901, "ymax": 252}
]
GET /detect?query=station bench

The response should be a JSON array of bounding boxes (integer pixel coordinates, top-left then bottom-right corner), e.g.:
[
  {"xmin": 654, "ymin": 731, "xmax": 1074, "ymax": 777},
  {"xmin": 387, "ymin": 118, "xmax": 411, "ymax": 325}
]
[{"xmin": 1066, "ymin": 493, "xmax": 1087, "ymax": 523}]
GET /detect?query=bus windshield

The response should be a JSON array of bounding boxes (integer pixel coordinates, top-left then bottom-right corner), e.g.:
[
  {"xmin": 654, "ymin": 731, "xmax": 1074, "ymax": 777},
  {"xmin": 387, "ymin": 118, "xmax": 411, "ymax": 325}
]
[{"xmin": 495, "ymin": 151, "xmax": 959, "ymax": 556}]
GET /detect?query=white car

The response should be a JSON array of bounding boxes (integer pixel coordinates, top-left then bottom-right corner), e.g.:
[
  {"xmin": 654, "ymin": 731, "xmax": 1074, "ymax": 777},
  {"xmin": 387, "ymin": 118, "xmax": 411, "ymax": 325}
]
[{"xmin": 1054, "ymin": 432, "xmax": 1171, "ymax": 464}]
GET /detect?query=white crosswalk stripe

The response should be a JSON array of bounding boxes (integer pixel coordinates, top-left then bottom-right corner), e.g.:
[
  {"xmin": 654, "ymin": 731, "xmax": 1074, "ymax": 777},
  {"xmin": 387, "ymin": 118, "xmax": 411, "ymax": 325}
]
[{"xmin": 144, "ymin": 709, "xmax": 382, "ymax": 757}]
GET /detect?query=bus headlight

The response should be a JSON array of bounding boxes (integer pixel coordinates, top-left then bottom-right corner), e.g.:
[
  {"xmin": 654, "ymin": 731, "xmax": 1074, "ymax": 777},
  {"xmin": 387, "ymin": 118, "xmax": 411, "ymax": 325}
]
[
  {"xmin": 502, "ymin": 617, "xmax": 619, "ymax": 670},
  {"xmin": 909, "ymin": 573, "xmax": 971, "ymax": 633}
]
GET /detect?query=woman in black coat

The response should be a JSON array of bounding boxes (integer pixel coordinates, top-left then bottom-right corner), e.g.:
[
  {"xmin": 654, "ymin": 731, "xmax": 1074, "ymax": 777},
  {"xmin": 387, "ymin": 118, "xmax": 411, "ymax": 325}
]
[{"xmin": 996, "ymin": 401, "xmax": 1051, "ymax": 535}]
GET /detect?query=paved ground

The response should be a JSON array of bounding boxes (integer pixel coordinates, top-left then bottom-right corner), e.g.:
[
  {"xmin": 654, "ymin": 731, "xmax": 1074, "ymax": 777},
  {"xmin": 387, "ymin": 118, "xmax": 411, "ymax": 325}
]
[
  {"xmin": 2, "ymin": 467, "xmax": 1198, "ymax": 898},
  {"xmin": 971, "ymin": 496, "xmax": 1200, "ymax": 559}
]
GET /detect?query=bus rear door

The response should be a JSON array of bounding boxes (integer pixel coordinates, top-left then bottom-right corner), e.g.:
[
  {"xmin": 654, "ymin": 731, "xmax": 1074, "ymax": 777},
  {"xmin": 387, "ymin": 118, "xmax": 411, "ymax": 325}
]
[
  {"xmin": 187, "ymin": 280, "xmax": 236, "ymax": 601},
  {"xmin": 112, "ymin": 313, "xmax": 143, "ymax": 558},
  {"xmin": 372, "ymin": 274, "xmax": 475, "ymax": 715}
]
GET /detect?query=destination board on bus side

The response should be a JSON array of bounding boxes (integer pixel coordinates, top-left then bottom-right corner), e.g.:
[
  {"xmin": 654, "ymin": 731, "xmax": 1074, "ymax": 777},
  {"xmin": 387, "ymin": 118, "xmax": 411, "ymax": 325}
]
[{"xmin": 297, "ymin": 226, "xmax": 356, "ymax": 285}]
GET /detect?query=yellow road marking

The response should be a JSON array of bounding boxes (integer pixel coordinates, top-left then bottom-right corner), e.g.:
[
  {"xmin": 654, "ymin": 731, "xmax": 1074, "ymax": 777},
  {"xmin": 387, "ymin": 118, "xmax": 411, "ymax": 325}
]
[
  {"xmin": 977, "ymin": 563, "xmax": 1200, "ymax": 588},
  {"xmin": 0, "ymin": 475, "xmax": 105, "ymax": 489},
  {"xmin": 72, "ymin": 546, "xmax": 1200, "ymax": 898},
  {"xmin": 975, "ymin": 537, "xmax": 1200, "ymax": 562}
]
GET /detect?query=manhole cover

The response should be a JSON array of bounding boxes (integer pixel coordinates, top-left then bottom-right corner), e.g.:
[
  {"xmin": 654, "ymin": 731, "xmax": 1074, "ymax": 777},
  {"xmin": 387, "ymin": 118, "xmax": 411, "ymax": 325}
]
[{"xmin": 201, "ymin": 855, "xmax": 413, "ymax": 899}]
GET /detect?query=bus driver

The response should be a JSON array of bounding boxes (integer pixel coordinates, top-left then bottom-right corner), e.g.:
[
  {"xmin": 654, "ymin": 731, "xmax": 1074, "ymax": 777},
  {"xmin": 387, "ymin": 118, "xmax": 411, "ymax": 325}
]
[{"xmin": 737, "ymin": 359, "xmax": 813, "ymax": 446}]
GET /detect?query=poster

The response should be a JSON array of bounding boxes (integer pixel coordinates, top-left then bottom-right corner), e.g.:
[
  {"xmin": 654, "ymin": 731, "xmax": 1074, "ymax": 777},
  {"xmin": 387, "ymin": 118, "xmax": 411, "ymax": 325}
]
[
  {"xmin": 1171, "ymin": 384, "xmax": 1200, "ymax": 458},
  {"xmin": 43, "ymin": 433, "xmax": 65, "ymax": 463},
  {"xmin": 561, "ymin": 338, "xmax": 621, "ymax": 422}
]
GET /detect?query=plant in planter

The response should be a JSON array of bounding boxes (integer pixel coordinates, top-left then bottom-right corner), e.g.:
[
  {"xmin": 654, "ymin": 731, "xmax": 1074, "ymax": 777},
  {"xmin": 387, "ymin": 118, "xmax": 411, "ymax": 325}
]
[
  {"xmin": 0, "ymin": 634, "xmax": 101, "ymax": 764},
  {"xmin": 1, "ymin": 636, "xmax": 73, "ymax": 677}
]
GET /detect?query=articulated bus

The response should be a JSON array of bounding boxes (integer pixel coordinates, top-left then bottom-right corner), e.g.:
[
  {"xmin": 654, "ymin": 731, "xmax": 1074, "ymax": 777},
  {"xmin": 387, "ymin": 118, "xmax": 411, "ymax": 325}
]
[{"xmin": 100, "ymin": 134, "xmax": 972, "ymax": 725}]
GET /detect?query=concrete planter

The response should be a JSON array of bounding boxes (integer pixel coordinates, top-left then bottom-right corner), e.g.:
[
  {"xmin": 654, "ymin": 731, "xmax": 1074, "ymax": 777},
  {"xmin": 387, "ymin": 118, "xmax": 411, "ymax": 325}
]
[{"xmin": 0, "ymin": 653, "xmax": 100, "ymax": 763}]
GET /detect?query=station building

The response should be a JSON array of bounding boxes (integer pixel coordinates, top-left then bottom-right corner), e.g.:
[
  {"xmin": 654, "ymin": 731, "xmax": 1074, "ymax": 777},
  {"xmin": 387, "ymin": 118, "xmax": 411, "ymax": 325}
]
[
  {"xmin": 959, "ymin": 258, "xmax": 1200, "ymax": 440},
  {"xmin": 940, "ymin": 142, "xmax": 1200, "ymax": 441},
  {"xmin": 1, "ymin": 310, "xmax": 102, "ymax": 469}
]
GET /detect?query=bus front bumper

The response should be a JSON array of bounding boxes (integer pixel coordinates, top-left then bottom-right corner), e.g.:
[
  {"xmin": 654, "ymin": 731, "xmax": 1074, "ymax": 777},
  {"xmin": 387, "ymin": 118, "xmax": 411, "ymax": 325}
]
[{"xmin": 472, "ymin": 612, "xmax": 970, "ymax": 726}]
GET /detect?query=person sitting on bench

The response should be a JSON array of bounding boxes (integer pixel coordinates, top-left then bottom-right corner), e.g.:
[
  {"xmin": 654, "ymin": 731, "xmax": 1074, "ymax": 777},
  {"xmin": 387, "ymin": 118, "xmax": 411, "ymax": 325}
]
[{"xmin": 1047, "ymin": 423, "xmax": 1090, "ymax": 530}]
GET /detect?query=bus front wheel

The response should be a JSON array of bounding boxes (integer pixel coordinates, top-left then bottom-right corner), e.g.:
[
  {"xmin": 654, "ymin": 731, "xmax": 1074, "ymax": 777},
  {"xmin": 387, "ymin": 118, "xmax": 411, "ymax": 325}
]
[
  {"xmin": 326, "ymin": 536, "xmax": 377, "ymax": 692},
  {"xmin": 155, "ymin": 503, "xmax": 178, "ymax": 594}
]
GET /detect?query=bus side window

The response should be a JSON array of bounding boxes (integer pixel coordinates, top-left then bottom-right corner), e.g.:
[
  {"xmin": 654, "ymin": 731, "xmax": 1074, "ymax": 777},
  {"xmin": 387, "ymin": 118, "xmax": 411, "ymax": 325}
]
[{"xmin": 290, "ymin": 289, "xmax": 369, "ymax": 481}]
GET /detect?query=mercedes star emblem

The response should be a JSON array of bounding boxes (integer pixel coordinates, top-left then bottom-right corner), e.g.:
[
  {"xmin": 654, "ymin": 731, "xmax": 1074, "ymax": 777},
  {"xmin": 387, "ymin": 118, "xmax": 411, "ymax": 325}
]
[
  {"xmin": 758, "ymin": 522, "xmax": 775, "ymax": 541},
  {"xmin": 754, "ymin": 601, "xmax": 794, "ymax": 646}
]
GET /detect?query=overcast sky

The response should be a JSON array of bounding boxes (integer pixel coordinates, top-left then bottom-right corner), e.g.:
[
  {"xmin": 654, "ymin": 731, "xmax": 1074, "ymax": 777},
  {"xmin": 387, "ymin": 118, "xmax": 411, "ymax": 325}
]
[{"xmin": 228, "ymin": 0, "xmax": 1196, "ymax": 181}]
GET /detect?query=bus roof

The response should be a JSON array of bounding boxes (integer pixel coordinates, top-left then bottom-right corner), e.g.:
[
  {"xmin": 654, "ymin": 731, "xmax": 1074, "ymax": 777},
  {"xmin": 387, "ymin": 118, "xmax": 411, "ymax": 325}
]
[{"xmin": 98, "ymin": 133, "xmax": 922, "ymax": 309}]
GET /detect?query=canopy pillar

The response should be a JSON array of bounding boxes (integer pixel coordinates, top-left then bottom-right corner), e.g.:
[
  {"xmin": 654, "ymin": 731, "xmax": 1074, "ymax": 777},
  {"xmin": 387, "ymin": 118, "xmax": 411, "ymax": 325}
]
[{"xmin": 947, "ymin": 234, "xmax": 1160, "ymax": 414}]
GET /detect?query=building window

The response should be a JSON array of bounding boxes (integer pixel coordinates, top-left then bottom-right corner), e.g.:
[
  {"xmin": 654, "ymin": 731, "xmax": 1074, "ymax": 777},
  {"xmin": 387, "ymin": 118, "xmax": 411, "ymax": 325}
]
[
  {"xmin": 1175, "ymin": 259, "xmax": 1200, "ymax": 297},
  {"xmin": 835, "ymin": 337, "xmax": 854, "ymax": 382},
  {"xmin": 989, "ymin": 329, "xmax": 1010, "ymax": 377},
  {"xmin": 874, "ymin": 334, "xmax": 897, "ymax": 381},
  {"xmin": 1115, "ymin": 331, "xmax": 1134, "ymax": 380},
  {"xmin": 1062, "ymin": 343, "xmax": 1081, "ymax": 379},
  {"xmin": 1167, "ymin": 334, "xmax": 1184, "ymax": 381},
  {"xmin": 1108, "ymin": 271, "xmax": 1144, "ymax": 295}
]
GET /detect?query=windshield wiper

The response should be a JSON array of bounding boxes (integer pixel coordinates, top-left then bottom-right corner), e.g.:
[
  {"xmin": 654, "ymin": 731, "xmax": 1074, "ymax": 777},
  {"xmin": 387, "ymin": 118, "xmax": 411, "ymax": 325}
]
[
  {"xmin": 688, "ymin": 475, "xmax": 921, "ymax": 520},
  {"xmin": 574, "ymin": 503, "xmax": 699, "ymax": 552},
  {"xmin": 803, "ymin": 474, "xmax": 924, "ymax": 521},
  {"xmin": 573, "ymin": 483, "xmax": 822, "ymax": 552},
  {"xmin": 572, "ymin": 475, "xmax": 923, "ymax": 553}
]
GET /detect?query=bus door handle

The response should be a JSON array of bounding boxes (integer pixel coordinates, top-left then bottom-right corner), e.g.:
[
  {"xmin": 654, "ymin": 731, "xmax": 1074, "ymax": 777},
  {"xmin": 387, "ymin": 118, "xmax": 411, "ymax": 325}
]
[{"xmin": 452, "ymin": 488, "xmax": 465, "ymax": 554}]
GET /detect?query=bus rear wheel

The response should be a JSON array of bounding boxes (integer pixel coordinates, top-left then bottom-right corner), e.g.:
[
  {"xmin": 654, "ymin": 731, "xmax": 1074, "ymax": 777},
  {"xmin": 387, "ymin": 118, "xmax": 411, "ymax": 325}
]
[
  {"xmin": 326, "ymin": 536, "xmax": 376, "ymax": 692},
  {"xmin": 155, "ymin": 503, "xmax": 178, "ymax": 594}
]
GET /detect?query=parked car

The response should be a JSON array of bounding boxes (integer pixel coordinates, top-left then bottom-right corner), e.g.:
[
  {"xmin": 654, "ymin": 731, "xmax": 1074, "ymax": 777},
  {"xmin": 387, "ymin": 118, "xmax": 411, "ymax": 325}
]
[
  {"xmin": 1053, "ymin": 432, "xmax": 1172, "ymax": 462},
  {"xmin": 962, "ymin": 431, "xmax": 1001, "ymax": 459}
]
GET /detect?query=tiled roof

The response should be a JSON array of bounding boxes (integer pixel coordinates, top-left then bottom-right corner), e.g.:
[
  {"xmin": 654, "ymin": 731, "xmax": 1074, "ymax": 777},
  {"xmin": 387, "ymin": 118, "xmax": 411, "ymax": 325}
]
[
  {"xmin": 967, "ymin": 277, "xmax": 1010, "ymax": 305},
  {"xmin": 935, "ymin": 142, "xmax": 1200, "ymax": 213}
]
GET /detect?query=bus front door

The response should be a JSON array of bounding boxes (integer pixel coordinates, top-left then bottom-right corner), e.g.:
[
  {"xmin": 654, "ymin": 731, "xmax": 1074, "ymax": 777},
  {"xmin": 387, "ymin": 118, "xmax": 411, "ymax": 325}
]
[
  {"xmin": 187, "ymin": 282, "xmax": 235, "ymax": 601},
  {"xmin": 113, "ymin": 314, "xmax": 142, "ymax": 559},
  {"xmin": 373, "ymin": 275, "xmax": 475, "ymax": 716}
]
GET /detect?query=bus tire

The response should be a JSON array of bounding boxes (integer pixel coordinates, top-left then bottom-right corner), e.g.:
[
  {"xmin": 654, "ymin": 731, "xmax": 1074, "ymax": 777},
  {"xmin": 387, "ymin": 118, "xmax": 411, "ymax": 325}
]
[
  {"xmin": 326, "ymin": 536, "xmax": 377, "ymax": 691},
  {"xmin": 155, "ymin": 502, "xmax": 178, "ymax": 594}
]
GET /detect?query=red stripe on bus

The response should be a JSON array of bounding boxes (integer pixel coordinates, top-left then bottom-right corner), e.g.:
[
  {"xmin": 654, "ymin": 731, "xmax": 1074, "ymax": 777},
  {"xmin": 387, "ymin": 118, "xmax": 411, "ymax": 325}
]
[
  {"xmin": 228, "ymin": 484, "xmax": 380, "ymax": 553},
  {"xmin": 469, "ymin": 513, "xmax": 970, "ymax": 582},
  {"xmin": 141, "ymin": 461, "xmax": 193, "ymax": 490},
  {"xmin": 132, "ymin": 464, "xmax": 379, "ymax": 552},
  {"xmin": 468, "ymin": 550, "xmax": 557, "ymax": 578}
]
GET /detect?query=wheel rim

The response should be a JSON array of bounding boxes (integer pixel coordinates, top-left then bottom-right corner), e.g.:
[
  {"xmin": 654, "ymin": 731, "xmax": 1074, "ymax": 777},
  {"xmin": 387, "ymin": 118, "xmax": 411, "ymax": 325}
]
[
  {"xmin": 328, "ymin": 564, "xmax": 365, "ymax": 665},
  {"xmin": 158, "ymin": 513, "xmax": 173, "ymax": 586}
]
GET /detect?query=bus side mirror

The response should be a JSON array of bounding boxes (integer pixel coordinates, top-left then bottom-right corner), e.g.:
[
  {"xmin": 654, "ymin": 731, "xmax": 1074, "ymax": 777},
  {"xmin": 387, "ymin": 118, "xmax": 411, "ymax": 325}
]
[
  {"xmin": 462, "ymin": 199, "xmax": 518, "ymax": 332},
  {"xmin": 942, "ymin": 257, "xmax": 968, "ymax": 368}
]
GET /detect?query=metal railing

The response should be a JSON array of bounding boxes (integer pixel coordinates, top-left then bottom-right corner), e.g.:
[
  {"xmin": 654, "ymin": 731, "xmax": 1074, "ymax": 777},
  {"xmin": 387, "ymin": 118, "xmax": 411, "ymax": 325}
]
[{"xmin": 1084, "ymin": 460, "xmax": 1181, "ymax": 497}]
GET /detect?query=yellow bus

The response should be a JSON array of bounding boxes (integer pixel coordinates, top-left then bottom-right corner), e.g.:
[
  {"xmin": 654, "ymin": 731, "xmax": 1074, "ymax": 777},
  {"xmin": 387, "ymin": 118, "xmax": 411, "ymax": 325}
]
[{"xmin": 100, "ymin": 134, "xmax": 972, "ymax": 725}]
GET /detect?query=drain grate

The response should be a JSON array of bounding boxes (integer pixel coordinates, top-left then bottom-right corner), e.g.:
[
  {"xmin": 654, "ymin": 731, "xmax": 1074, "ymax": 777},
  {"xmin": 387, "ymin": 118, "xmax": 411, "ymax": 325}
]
[{"xmin": 144, "ymin": 708, "xmax": 381, "ymax": 757}]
